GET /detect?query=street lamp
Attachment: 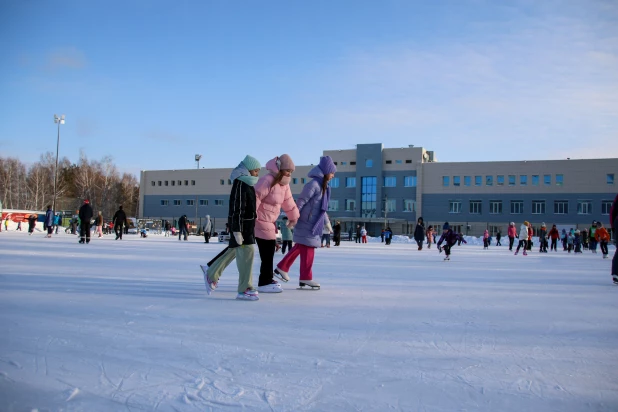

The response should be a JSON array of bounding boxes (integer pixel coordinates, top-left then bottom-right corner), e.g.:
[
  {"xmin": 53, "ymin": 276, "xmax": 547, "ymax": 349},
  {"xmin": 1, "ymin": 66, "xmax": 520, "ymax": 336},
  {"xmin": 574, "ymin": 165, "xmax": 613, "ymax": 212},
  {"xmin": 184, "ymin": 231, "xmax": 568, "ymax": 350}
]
[
  {"xmin": 195, "ymin": 154, "xmax": 202, "ymax": 169},
  {"xmin": 53, "ymin": 114, "xmax": 65, "ymax": 216}
]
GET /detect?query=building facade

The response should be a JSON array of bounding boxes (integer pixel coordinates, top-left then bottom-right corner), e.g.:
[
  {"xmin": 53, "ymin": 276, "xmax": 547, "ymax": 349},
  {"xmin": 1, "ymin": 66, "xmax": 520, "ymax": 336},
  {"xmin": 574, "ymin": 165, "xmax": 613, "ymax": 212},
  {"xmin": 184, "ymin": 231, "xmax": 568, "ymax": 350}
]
[{"xmin": 139, "ymin": 144, "xmax": 617, "ymax": 236}]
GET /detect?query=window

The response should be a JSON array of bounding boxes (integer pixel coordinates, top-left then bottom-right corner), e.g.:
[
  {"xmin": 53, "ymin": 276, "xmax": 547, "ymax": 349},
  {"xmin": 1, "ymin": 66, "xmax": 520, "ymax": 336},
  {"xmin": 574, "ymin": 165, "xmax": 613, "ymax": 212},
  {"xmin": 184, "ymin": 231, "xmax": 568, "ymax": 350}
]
[
  {"xmin": 544, "ymin": 174, "xmax": 551, "ymax": 185},
  {"xmin": 405, "ymin": 160, "xmax": 412, "ymax": 164},
  {"xmin": 485, "ymin": 176, "xmax": 493, "ymax": 186},
  {"xmin": 532, "ymin": 200, "xmax": 545, "ymax": 214},
  {"xmin": 385, "ymin": 160, "xmax": 392, "ymax": 164},
  {"xmin": 607, "ymin": 174, "xmax": 614, "ymax": 185},
  {"xmin": 184, "ymin": 180, "xmax": 188, "ymax": 186},
  {"xmin": 341, "ymin": 161, "xmax": 347, "ymax": 166},
  {"xmin": 158, "ymin": 181, "xmax": 162, "ymax": 186},
  {"xmin": 403, "ymin": 199, "xmax": 416, "ymax": 212},
  {"xmin": 449, "ymin": 200, "xmax": 462, "ymax": 214},
  {"xmin": 173, "ymin": 199, "xmax": 181, "ymax": 206},
  {"xmin": 186, "ymin": 199, "xmax": 194, "ymax": 206},
  {"xmin": 151, "ymin": 181, "xmax": 155, "ymax": 186},
  {"xmin": 345, "ymin": 199, "xmax": 356, "ymax": 211},
  {"xmin": 199, "ymin": 199, "xmax": 208, "ymax": 206},
  {"xmin": 475, "ymin": 176, "xmax": 482, "ymax": 186},
  {"xmin": 330, "ymin": 177, "xmax": 339, "ymax": 188},
  {"xmin": 171, "ymin": 180, "xmax": 176, "ymax": 186},
  {"xmin": 165, "ymin": 181, "xmax": 169, "ymax": 186},
  {"xmin": 508, "ymin": 175, "xmax": 516, "ymax": 186},
  {"xmin": 489, "ymin": 200, "xmax": 502, "ymax": 214},
  {"xmin": 346, "ymin": 177, "xmax": 356, "ymax": 187},
  {"xmin": 556, "ymin": 174, "xmax": 563, "ymax": 186},
  {"xmin": 396, "ymin": 160, "xmax": 402, "ymax": 164},
  {"xmin": 520, "ymin": 175, "xmax": 527, "ymax": 186},
  {"xmin": 191, "ymin": 180, "xmax": 195, "ymax": 185},
  {"xmin": 510, "ymin": 200, "xmax": 523, "ymax": 214},
  {"xmin": 178, "ymin": 180, "xmax": 182, "ymax": 186},
  {"xmin": 292, "ymin": 178, "xmax": 298, "ymax": 185},
  {"xmin": 301, "ymin": 178, "xmax": 306, "ymax": 184},
  {"xmin": 334, "ymin": 162, "xmax": 337, "ymax": 165},
  {"xmin": 361, "ymin": 177, "xmax": 377, "ymax": 218},
  {"xmin": 228, "ymin": 179, "xmax": 232, "ymax": 185},
  {"xmin": 602, "ymin": 200, "xmax": 612, "ymax": 215},
  {"xmin": 554, "ymin": 200, "xmax": 568, "ymax": 214},
  {"xmin": 220, "ymin": 179, "xmax": 224, "ymax": 185},
  {"xmin": 385, "ymin": 199, "xmax": 396, "ymax": 212},
  {"xmin": 350, "ymin": 161, "xmax": 356, "ymax": 165},
  {"xmin": 384, "ymin": 176, "xmax": 396, "ymax": 187},
  {"xmin": 214, "ymin": 199, "xmax": 224, "ymax": 206},
  {"xmin": 532, "ymin": 175, "xmax": 539, "ymax": 186},
  {"xmin": 328, "ymin": 200, "xmax": 339, "ymax": 211},
  {"xmin": 365, "ymin": 159, "xmax": 373, "ymax": 167},
  {"xmin": 453, "ymin": 176, "xmax": 461, "ymax": 187},
  {"xmin": 470, "ymin": 200, "xmax": 482, "ymax": 214},
  {"xmin": 404, "ymin": 176, "xmax": 417, "ymax": 187},
  {"xmin": 577, "ymin": 200, "xmax": 592, "ymax": 214},
  {"xmin": 464, "ymin": 176, "xmax": 471, "ymax": 186},
  {"xmin": 160, "ymin": 200, "xmax": 169, "ymax": 206},
  {"xmin": 497, "ymin": 175, "xmax": 504, "ymax": 186},
  {"xmin": 443, "ymin": 176, "xmax": 450, "ymax": 186}
]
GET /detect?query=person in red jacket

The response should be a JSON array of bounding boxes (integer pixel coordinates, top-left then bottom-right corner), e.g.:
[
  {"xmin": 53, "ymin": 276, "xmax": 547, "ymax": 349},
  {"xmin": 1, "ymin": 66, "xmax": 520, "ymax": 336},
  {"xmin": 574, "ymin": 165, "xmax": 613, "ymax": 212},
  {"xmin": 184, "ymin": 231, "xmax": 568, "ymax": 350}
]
[
  {"xmin": 594, "ymin": 222, "xmax": 610, "ymax": 259},
  {"xmin": 548, "ymin": 224, "xmax": 560, "ymax": 252},
  {"xmin": 507, "ymin": 222, "xmax": 517, "ymax": 251},
  {"xmin": 526, "ymin": 224, "xmax": 534, "ymax": 251},
  {"xmin": 610, "ymin": 193, "xmax": 618, "ymax": 284}
]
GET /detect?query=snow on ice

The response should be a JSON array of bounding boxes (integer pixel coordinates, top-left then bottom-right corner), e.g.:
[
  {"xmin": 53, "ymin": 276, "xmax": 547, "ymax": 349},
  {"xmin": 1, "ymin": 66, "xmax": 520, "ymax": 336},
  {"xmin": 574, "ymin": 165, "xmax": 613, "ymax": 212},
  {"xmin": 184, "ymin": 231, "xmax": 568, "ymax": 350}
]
[{"xmin": 0, "ymin": 230, "xmax": 617, "ymax": 411}]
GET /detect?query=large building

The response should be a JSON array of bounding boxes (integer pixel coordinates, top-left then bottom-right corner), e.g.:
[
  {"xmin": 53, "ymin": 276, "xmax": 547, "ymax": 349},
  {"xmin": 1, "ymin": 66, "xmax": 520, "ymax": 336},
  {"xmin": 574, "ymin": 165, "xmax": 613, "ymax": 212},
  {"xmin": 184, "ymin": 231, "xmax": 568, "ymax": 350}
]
[{"xmin": 139, "ymin": 144, "xmax": 617, "ymax": 236}]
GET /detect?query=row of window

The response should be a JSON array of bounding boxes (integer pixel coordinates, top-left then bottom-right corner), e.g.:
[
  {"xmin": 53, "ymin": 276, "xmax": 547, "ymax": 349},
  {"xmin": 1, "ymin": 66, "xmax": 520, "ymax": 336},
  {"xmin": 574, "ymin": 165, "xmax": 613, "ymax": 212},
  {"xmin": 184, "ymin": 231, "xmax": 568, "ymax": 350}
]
[
  {"xmin": 443, "ymin": 173, "xmax": 615, "ymax": 187},
  {"xmin": 330, "ymin": 176, "xmax": 417, "ymax": 188},
  {"xmin": 326, "ymin": 199, "xmax": 417, "ymax": 213},
  {"xmin": 152, "ymin": 180, "xmax": 196, "ymax": 187},
  {"xmin": 161, "ymin": 199, "xmax": 224, "ymax": 206},
  {"xmin": 447, "ymin": 200, "xmax": 613, "ymax": 215},
  {"xmin": 333, "ymin": 159, "xmax": 413, "ymax": 166}
]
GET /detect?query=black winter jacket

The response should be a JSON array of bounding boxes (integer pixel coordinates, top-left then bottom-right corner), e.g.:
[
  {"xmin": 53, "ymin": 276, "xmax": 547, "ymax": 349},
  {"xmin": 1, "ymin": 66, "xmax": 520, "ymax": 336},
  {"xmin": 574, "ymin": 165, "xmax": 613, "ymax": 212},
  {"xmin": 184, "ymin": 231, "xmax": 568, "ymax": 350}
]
[
  {"xmin": 79, "ymin": 204, "xmax": 94, "ymax": 224},
  {"xmin": 112, "ymin": 209, "xmax": 127, "ymax": 226},
  {"xmin": 228, "ymin": 178, "xmax": 256, "ymax": 248}
]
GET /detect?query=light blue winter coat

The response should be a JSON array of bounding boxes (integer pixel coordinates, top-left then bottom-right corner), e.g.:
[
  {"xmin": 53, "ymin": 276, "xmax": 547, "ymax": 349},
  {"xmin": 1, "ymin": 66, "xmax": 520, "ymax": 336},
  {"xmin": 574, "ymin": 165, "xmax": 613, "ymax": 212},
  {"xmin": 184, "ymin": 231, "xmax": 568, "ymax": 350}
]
[{"xmin": 293, "ymin": 166, "xmax": 331, "ymax": 248}]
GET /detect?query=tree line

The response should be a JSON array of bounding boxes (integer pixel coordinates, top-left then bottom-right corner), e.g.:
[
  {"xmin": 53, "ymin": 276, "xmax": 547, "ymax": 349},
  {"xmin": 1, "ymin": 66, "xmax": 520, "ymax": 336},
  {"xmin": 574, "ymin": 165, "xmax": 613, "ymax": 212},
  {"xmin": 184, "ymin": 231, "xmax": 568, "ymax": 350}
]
[{"xmin": 0, "ymin": 151, "xmax": 139, "ymax": 219}]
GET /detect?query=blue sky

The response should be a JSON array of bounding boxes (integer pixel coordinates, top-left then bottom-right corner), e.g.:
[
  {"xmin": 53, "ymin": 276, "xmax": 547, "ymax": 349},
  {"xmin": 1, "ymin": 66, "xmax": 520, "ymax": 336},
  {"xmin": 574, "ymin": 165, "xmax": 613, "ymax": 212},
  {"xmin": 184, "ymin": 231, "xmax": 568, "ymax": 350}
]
[{"xmin": 1, "ymin": 0, "xmax": 617, "ymax": 175}]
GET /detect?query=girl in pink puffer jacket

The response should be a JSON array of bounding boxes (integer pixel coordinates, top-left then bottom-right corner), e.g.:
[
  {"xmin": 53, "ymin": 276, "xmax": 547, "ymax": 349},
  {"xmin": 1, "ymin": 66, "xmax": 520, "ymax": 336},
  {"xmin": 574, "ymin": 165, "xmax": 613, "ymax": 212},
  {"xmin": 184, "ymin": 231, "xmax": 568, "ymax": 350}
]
[{"xmin": 254, "ymin": 155, "xmax": 300, "ymax": 293}]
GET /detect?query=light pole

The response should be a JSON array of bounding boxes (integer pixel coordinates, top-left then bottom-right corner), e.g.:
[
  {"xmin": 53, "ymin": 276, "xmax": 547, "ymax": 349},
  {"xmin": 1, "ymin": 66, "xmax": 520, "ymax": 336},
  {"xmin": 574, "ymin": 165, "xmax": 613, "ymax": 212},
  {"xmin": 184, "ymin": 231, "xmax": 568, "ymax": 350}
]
[
  {"xmin": 195, "ymin": 154, "xmax": 202, "ymax": 169},
  {"xmin": 53, "ymin": 114, "xmax": 65, "ymax": 216}
]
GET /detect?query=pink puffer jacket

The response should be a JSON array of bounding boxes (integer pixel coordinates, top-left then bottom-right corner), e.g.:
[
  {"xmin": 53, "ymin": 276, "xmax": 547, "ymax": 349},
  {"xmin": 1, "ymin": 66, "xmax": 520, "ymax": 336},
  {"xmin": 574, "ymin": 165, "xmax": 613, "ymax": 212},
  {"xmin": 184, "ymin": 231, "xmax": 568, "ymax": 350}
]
[{"xmin": 254, "ymin": 158, "xmax": 300, "ymax": 240}]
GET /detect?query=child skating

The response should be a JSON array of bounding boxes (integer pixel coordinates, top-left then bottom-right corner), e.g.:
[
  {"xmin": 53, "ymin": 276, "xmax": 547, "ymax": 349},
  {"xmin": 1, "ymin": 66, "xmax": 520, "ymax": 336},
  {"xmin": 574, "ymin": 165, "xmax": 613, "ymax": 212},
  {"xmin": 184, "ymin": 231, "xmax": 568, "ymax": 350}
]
[
  {"xmin": 437, "ymin": 222, "xmax": 466, "ymax": 260},
  {"xmin": 514, "ymin": 221, "xmax": 529, "ymax": 255}
]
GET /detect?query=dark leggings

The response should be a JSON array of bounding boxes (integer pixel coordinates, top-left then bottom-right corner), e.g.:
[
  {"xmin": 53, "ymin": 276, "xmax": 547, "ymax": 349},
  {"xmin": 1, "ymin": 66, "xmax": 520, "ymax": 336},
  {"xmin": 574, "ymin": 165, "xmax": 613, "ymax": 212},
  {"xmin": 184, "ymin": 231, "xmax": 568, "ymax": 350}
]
[
  {"xmin": 256, "ymin": 237, "xmax": 276, "ymax": 287},
  {"xmin": 281, "ymin": 240, "xmax": 292, "ymax": 254},
  {"xmin": 551, "ymin": 238, "xmax": 557, "ymax": 251},
  {"xmin": 509, "ymin": 237, "xmax": 515, "ymax": 250},
  {"xmin": 516, "ymin": 239, "xmax": 527, "ymax": 253},
  {"xmin": 600, "ymin": 241, "xmax": 608, "ymax": 255}
]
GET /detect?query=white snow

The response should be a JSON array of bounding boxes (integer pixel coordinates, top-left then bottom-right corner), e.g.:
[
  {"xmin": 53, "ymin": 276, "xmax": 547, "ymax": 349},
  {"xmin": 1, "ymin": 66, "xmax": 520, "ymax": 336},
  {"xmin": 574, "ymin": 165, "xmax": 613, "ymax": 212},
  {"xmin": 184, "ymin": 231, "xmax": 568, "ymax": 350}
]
[{"xmin": 1, "ymin": 230, "xmax": 617, "ymax": 411}]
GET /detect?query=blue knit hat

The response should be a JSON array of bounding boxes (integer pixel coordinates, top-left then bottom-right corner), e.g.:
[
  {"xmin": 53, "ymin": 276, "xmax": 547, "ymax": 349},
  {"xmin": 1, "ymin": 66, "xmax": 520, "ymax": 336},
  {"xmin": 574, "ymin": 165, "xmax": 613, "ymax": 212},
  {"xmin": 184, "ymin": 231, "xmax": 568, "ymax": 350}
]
[
  {"xmin": 443, "ymin": 222, "xmax": 449, "ymax": 230},
  {"xmin": 242, "ymin": 155, "xmax": 261, "ymax": 171},
  {"xmin": 318, "ymin": 156, "xmax": 337, "ymax": 175}
]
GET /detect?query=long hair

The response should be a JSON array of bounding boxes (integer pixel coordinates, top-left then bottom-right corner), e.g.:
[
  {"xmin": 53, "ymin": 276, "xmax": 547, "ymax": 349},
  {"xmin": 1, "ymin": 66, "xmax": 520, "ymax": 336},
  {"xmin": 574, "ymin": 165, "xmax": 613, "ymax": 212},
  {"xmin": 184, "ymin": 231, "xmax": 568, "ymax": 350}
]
[
  {"xmin": 270, "ymin": 171, "xmax": 284, "ymax": 188},
  {"xmin": 321, "ymin": 177, "xmax": 330, "ymax": 195}
]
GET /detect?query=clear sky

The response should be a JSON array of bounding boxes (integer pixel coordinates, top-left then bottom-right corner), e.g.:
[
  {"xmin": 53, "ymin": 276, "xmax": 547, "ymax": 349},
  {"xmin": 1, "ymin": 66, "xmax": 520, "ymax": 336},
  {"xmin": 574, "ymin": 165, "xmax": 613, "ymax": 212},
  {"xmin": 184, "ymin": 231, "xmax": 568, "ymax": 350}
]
[{"xmin": 1, "ymin": 0, "xmax": 617, "ymax": 176}]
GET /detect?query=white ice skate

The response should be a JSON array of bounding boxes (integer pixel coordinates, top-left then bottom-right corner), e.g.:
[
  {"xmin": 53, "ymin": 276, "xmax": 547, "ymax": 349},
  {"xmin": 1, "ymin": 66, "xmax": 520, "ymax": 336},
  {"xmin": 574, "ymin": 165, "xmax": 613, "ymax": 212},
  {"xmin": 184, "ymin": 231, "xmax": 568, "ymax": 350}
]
[
  {"xmin": 257, "ymin": 281, "xmax": 283, "ymax": 293},
  {"xmin": 444, "ymin": 256, "xmax": 450, "ymax": 261},
  {"xmin": 200, "ymin": 265, "xmax": 217, "ymax": 295},
  {"xmin": 298, "ymin": 279, "xmax": 320, "ymax": 290},
  {"xmin": 237, "ymin": 289, "xmax": 259, "ymax": 301},
  {"xmin": 273, "ymin": 267, "xmax": 289, "ymax": 282}
]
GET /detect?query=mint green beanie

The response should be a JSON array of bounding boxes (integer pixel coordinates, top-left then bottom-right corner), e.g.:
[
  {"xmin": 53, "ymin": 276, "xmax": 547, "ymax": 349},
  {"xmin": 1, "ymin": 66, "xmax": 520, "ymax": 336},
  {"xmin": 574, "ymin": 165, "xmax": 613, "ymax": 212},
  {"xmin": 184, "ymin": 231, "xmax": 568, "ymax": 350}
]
[{"xmin": 242, "ymin": 155, "xmax": 261, "ymax": 171}]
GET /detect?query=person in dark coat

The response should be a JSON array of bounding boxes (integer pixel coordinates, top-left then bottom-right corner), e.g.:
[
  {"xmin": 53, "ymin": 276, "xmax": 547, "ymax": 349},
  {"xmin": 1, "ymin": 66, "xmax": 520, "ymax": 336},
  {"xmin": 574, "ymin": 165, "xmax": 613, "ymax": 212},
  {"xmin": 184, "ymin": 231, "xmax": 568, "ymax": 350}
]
[
  {"xmin": 355, "ymin": 224, "xmax": 361, "ymax": 243},
  {"xmin": 112, "ymin": 205, "xmax": 127, "ymax": 240},
  {"xmin": 178, "ymin": 214, "xmax": 189, "ymax": 241},
  {"xmin": 496, "ymin": 231, "xmax": 502, "ymax": 246},
  {"xmin": 437, "ymin": 222, "xmax": 467, "ymax": 260},
  {"xmin": 27, "ymin": 214, "xmax": 37, "ymax": 235},
  {"xmin": 333, "ymin": 220, "xmax": 341, "ymax": 246},
  {"xmin": 610, "ymin": 193, "xmax": 618, "ymax": 284},
  {"xmin": 78, "ymin": 199, "xmax": 94, "ymax": 244},
  {"xmin": 414, "ymin": 217, "xmax": 425, "ymax": 250},
  {"xmin": 44, "ymin": 205, "xmax": 54, "ymax": 238}
]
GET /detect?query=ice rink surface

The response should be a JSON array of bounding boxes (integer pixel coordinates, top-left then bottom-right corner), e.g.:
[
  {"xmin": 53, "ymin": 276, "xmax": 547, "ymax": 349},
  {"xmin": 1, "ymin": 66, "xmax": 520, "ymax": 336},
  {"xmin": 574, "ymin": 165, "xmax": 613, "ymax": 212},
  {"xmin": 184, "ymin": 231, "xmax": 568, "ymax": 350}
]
[{"xmin": 1, "ymin": 231, "xmax": 617, "ymax": 411}]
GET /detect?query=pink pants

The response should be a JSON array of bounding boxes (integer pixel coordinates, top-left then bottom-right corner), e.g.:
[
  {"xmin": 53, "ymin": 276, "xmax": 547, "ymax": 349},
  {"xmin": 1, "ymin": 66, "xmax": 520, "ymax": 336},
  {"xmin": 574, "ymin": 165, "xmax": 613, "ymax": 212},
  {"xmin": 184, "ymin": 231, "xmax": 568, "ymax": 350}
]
[
  {"xmin": 277, "ymin": 243, "xmax": 315, "ymax": 280},
  {"xmin": 96, "ymin": 225, "xmax": 103, "ymax": 237},
  {"xmin": 362, "ymin": 235, "xmax": 367, "ymax": 243}
]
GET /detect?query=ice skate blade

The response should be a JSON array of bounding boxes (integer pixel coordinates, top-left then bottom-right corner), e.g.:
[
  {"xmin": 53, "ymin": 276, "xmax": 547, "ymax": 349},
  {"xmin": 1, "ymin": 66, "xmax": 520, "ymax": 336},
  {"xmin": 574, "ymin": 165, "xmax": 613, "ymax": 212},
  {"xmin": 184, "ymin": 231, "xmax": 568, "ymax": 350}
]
[{"xmin": 297, "ymin": 286, "xmax": 320, "ymax": 290}]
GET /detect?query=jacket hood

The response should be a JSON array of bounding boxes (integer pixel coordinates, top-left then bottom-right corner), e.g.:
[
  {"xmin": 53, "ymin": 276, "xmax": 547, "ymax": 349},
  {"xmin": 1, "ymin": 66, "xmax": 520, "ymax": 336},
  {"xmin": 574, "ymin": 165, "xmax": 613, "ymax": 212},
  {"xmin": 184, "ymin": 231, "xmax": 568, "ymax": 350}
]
[
  {"xmin": 265, "ymin": 157, "xmax": 279, "ymax": 174},
  {"xmin": 308, "ymin": 165, "xmax": 325, "ymax": 180},
  {"xmin": 230, "ymin": 162, "xmax": 249, "ymax": 181}
]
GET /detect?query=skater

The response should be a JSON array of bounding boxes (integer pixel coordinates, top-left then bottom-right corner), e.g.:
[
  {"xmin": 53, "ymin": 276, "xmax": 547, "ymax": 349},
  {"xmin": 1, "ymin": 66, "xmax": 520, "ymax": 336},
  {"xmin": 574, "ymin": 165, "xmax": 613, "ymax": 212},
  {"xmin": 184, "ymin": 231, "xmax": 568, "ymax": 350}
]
[
  {"xmin": 574, "ymin": 230, "xmax": 583, "ymax": 253},
  {"xmin": 203, "ymin": 215, "xmax": 212, "ymax": 243},
  {"xmin": 164, "ymin": 220, "xmax": 171, "ymax": 237},
  {"xmin": 526, "ymin": 224, "xmax": 534, "ymax": 251},
  {"xmin": 380, "ymin": 229, "xmax": 385, "ymax": 243},
  {"xmin": 567, "ymin": 230, "xmax": 574, "ymax": 253},
  {"xmin": 610, "ymin": 193, "xmax": 618, "ymax": 284},
  {"xmin": 437, "ymin": 222, "xmax": 467, "ymax": 260},
  {"xmin": 548, "ymin": 224, "xmax": 559, "ymax": 251},
  {"xmin": 275, "ymin": 156, "xmax": 337, "ymax": 290},
  {"xmin": 202, "ymin": 155, "xmax": 262, "ymax": 300},
  {"xmin": 4, "ymin": 216, "xmax": 8, "ymax": 231},
  {"xmin": 595, "ymin": 222, "xmax": 610, "ymax": 259},
  {"xmin": 589, "ymin": 221, "xmax": 598, "ymax": 254},
  {"xmin": 78, "ymin": 199, "xmax": 93, "ymax": 244},
  {"xmin": 253, "ymin": 154, "xmax": 300, "ymax": 293},
  {"xmin": 280, "ymin": 217, "xmax": 293, "ymax": 254},
  {"xmin": 112, "ymin": 205, "xmax": 127, "ymax": 240},
  {"xmin": 483, "ymin": 229, "xmax": 489, "ymax": 249},
  {"xmin": 333, "ymin": 220, "xmax": 341, "ymax": 246},
  {"xmin": 538, "ymin": 223, "xmax": 548, "ymax": 253},
  {"xmin": 496, "ymin": 231, "xmax": 502, "ymax": 246},
  {"xmin": 384, "ymin": 226, "xmax": 392, "ymax": 245},
  {"xmin": 561, "ymin": 229, "xmax": 568, "ymax": 251},
  {"xmin": 426, "ymin": 225, "xmax": 434, "ymax": 249},
  {"xmin": 53, "ymin": 213, "xmax": 61, "ymax": 234},
  {"xmin": 178, "ymin": 214, "xmax": 189, "ymax": 241},
  {"xmin": 355, "ymin": 225, "xmax": 361, "ymax": 243},
  {"xmin": 44, "ymin": 205, "xmax": 54, "ymax": 238},
  {"xmin": 320, "ymin": 213, "xmax": 332, "ymax": 248},
  {"xmin": 17, "ymin": 220, "xmax": 22, "ymax": 231},
  {"xmin": 508, "ymin": 222, "xmax": 516, "ymax": 251},
  {"xmin": 414, "ymin": 217, "xmax": 425, "ymax": 250},
  {"xmin": 27, "ymin": 213, "xmax": 37, "ymax": 235},
  {"xmin": 582, "ymin": 228, "xmax": 589, "ymax": 250},
  {"xmin": 95, "ymin": 211, "xmax": 104, "ymax": 238},
  {"xmin": 514, "ymin": 221, "xmax": 529, "ymax": 255},
  {"xmin": 360, "ymin": 226, "xmax": 368, "ymax": 243}
]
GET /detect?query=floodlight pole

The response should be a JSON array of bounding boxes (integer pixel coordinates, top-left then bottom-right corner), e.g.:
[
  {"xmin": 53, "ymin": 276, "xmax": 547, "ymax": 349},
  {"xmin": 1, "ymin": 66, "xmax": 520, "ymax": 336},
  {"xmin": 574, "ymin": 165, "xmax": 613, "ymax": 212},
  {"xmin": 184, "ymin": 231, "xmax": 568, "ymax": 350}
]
[{"xmin": 52, "ymin": 115, "xmax": 65, "ymax": 215}]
